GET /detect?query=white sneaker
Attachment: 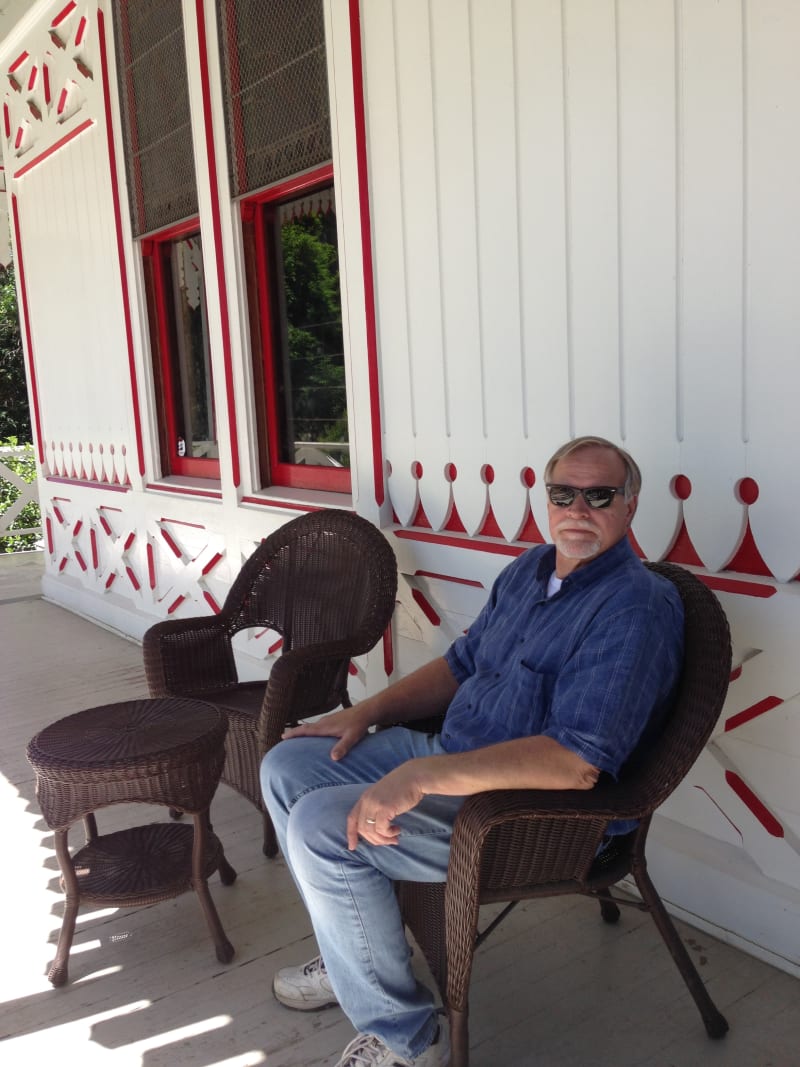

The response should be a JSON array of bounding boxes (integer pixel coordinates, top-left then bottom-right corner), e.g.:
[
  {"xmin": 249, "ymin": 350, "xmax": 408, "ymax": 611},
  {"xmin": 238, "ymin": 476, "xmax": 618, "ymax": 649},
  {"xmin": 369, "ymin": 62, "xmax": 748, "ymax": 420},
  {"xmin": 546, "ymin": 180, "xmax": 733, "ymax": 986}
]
[
  {"xmin": 272, "ymin": 954, "xmax": 338, "ymax": 1011},
  {"xmin": 333, "ymin": 1024, "xmax": 451, "ymax": 1067}
]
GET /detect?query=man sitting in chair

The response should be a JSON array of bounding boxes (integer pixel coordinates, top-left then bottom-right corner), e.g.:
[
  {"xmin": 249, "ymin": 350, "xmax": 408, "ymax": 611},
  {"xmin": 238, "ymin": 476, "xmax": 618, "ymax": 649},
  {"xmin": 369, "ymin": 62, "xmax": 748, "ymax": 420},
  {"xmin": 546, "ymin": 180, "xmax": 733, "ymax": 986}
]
[{"xmin": 261, "ymin": 435, "xmax": 684, "ymax": 1067}]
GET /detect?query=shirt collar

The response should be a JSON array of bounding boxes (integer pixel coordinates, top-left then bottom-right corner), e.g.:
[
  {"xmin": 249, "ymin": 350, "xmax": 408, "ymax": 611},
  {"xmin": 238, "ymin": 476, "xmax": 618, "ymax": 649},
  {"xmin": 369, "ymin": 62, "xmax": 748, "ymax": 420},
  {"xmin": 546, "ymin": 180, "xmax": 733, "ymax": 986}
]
[{"xmin": 534, "ymin": 535, "xmax": 638, "ymax": 591}]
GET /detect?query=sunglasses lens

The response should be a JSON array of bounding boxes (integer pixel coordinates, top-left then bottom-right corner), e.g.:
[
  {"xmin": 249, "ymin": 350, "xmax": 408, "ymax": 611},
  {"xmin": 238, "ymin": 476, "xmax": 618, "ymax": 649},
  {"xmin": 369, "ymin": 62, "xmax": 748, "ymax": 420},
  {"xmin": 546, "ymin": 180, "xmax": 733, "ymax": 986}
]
[
  {"xmin": 548, "ymin": 486, "xmax": 575, "ymax": 507},
  {"xmin": 583, "ymin": 488, "xmax": 615, "ymax": 509}
]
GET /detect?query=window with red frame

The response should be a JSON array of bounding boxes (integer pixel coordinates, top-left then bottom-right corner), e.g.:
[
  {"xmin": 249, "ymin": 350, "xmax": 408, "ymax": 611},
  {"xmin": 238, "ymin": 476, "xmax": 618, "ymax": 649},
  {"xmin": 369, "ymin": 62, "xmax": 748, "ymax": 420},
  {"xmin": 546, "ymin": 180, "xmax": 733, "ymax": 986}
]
[
  {"xmin": 242, "ymin": 168, "xmax": 349, "ymax": 493},
  {"xmin": 112, "ymin": 1, "xmax": 220, "ymax": 480},
  {"xmin": 142, "ymin": 223, "xmax": 219, "ymax": 479},
  {"xmin": 217, "ymin": 0, "xmax": 347, "ymax": 492}
]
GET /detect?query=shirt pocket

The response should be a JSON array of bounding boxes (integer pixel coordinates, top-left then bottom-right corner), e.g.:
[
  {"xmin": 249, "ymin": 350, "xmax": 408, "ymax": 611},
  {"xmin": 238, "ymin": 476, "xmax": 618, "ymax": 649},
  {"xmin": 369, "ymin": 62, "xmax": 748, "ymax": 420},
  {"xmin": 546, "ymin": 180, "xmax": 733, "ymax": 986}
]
[{"xmin": 503, "ymin": 659, "xmax": 555, "ymax": 739}]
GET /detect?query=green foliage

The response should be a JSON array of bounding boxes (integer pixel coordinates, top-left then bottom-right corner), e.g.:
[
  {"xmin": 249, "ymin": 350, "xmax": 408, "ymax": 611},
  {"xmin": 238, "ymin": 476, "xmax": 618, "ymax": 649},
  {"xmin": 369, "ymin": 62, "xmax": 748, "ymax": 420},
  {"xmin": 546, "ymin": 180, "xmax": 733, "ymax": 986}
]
[
  {"xmin": 0, "ymin": 264, "xmax": 31, "ymax": 443},
  {"xmin": 0, "ymin": 439, "xmax": 41, "ymax": 553},
  {"xmin": 280, "ymin": 212, "xmax": 347, "ymax": 452}
]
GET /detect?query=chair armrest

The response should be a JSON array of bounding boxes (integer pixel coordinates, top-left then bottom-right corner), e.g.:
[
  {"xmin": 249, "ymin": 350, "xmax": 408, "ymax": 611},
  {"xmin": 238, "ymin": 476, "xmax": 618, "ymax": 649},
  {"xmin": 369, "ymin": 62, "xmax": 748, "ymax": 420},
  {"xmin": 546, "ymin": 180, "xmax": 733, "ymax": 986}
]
[
  {"xmin": 257, "ymin": 640, "xmax": 358, "ymax": 750},
  {"xmin": 446, "ymin": 780, "xmax": 648, "ymax": 899},
  {"xmin": 143, "ymin": 615, "xmax": 238, "ymax": 697}
]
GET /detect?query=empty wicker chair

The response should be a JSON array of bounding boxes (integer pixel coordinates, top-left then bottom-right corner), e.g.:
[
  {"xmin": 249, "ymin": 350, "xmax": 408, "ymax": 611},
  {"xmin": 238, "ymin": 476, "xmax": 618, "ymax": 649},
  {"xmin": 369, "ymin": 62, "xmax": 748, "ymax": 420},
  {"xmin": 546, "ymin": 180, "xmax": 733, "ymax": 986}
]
[
  {"xmin": 144, "ymin": 509, "xmax": 398, "ymax": 856},
  {"xmin": 396, "ymin": 562, "xmax": 732, "ymax": 1067}
]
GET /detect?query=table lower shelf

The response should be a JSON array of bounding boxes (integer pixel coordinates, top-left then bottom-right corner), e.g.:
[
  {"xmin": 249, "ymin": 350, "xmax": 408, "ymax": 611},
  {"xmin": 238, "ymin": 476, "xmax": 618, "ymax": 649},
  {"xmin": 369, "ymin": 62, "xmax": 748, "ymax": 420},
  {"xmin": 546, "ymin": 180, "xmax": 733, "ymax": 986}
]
[{"xmin": 67, "ymin": 821, "xmax": 226, "ymax": 907}]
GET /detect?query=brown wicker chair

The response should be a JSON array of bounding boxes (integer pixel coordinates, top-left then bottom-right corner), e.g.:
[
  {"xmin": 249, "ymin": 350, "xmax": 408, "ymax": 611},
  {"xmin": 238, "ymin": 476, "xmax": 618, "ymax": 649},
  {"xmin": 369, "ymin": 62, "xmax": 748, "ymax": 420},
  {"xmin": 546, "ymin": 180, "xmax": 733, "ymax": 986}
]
[
  {"xmin": 143, "ymin": 509, "xmax": 398, "ymax": 856},
  {"xmin": 396, "ymin": 562, "xmax": 732, "ymax": 1067}
]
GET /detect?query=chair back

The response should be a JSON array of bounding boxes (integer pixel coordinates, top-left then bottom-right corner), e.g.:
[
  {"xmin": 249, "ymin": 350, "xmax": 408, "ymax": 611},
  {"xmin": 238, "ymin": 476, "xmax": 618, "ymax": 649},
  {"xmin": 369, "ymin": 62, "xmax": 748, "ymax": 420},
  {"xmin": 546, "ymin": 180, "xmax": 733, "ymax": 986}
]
[
  {"xmin": 619, "ymin": 562, "xmax": 732, "ymax": 811},
  {"xmin": 221, "ymin": 509, "xmax": 398, "ymax": 654}
]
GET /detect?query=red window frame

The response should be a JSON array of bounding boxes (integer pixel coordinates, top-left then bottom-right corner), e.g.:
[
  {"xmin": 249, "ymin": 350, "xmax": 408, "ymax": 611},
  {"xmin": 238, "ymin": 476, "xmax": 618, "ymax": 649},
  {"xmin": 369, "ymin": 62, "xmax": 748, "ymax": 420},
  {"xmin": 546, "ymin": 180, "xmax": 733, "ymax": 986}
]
[
  {"xmin": 244, "ymin": 164, "xmax": 350, "ymax": 494},
  {"xmin": 141, "ymin": 218, "xmax": 221, "ymax": 481}
]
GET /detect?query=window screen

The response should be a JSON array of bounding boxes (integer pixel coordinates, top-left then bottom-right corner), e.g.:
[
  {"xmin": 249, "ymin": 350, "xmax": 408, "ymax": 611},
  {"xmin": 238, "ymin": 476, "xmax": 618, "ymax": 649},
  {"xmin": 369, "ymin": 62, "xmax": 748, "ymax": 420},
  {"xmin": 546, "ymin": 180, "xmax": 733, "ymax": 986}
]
[
  {"xmin": 113, "ymin": 0, "xmax": 199, "ymax": 237},
  {"xmin": 217, "ymin": 0, "xmax": 332, "ymax": 198}
]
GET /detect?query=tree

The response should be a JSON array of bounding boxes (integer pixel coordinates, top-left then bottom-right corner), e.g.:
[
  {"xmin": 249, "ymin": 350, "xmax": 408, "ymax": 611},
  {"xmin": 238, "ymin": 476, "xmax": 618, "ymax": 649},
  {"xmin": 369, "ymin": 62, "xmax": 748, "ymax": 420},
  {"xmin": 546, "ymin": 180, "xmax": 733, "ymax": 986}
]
[{"xmin": 0, "ymin": 263, "xmax": 31, "ymax": 442}]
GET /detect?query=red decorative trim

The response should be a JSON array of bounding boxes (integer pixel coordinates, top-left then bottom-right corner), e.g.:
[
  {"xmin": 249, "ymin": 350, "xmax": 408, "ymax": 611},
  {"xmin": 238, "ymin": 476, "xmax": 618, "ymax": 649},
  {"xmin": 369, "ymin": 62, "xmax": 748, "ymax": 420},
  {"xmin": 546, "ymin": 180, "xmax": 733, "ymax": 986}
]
[
  {"xmin": 46, "ymin": 516, "xmax": 54, "ymax": 554},
  {"xmin": 90, "ymin": 528, "xmax": 98, "ymax": 569},
  {"xmin": 75, "ymin": 550, "xmax": 86, "ymax": 571},
  {"xmin": 269, "ymin": 637, "xmax": 283, "ymax": 655},
  {"xmin": 729, "ymin": 664, "xmax": 742, "ymax": 683},
  {"xmin": 147, "ymin": 542, "xmax": 156, "ymax": 589},
  {"xmin": 348, "ymin": 661, "xmax": 358, "ymax": 676},
  {"xmin": 725, "ymin": 771, "xmax": 784, "ymax": 837},
  {"xmin": 98, "ymin": 11, "xmax": 146, "ymax": 477},
  {"xmin": 9, "ymin": 52, "xmax": 29, "ymax": 74},
  {"xmin": 75, "ymin": 15, "xmax": 87, "ymax": 47},
  {"xmin": 195, "ymin": 0, "xmax": 240, "ymax": 487},
  {"xmin": 52, "ymin": 2, "xmax": 77, "ymax": 27},
  {"xmin": 698, "ymin": 575, "xmax": 776, "ymax": 599},
  {"xmin": 411, "ymin": 588, "xmax": 441, "ymax": 626},
  {"xmin": 241, "ymin": 496, "xmax": 320, "ymax": 513},
  {"xmin": 203, "ymin": 591, "xmax": 221, "ymax": 613},
  {"xmin": 383, "ymin": 624, "xmax": 394, "ymax": 677},
  {"xmin": 202, "ymin": 552, "xmax": 223, "ymax": 575},
  {"xmin": 725, "ymin": 695, "xmax": 783, "ymax": 732},
  {"xmin": 349, "ymin": 0, "xmax": 384, "ymax": 506},
  {"xmin": 394, "ymin": 528, "xmax": 525, "ymax": 557},
  {"xmin": 126, "ymin": 565, "xmax": 140, "ymax": 591},
  {"xmin": 160, "ymin": 529, "xmax": 184, "ymax": 558},
  {"xmin": 45, "ymin": 475, "xmax": 130, "ymax": 492},
  {"xmin": 167, "ymin": 595, "xmax": 186, "ymax": 614},
  {"xmin": 11, "ymin": 195, "xmax": 44, "ymax": 462},
  {"xmin": 13, "ymin": 117, "xmax": 94, "ymax": 178},
  {"xmin": 415, "ymin": 570, "xmax": 484, "ymax": 588},
  {"xmin": 145, "ymin": 482, "xmax": 223, "ymax": 500}
]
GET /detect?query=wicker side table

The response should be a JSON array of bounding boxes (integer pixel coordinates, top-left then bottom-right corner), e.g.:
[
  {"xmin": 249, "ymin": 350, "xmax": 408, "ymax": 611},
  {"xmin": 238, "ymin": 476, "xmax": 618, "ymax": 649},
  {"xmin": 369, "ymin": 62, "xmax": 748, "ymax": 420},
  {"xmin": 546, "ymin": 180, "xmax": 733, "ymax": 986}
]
[{"xmin": 26, "ymin": 697, "xmax": 237, "ymax": 986}]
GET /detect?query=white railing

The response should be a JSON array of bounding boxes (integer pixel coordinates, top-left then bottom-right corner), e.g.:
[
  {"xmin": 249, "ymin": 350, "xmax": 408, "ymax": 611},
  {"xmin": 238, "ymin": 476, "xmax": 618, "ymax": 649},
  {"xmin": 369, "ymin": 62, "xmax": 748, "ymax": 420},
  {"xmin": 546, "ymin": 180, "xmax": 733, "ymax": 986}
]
[{"xmin": 0, "ymin": 444, "xmax": 42, "ymax": 550}]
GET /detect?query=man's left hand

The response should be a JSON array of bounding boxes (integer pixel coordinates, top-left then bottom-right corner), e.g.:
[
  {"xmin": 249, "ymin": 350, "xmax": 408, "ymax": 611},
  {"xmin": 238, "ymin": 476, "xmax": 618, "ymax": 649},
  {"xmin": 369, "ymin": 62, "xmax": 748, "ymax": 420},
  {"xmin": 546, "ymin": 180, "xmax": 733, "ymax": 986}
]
[{"xmin": 347, "ymin": 761, "xmax": 426, "ymax": 849}]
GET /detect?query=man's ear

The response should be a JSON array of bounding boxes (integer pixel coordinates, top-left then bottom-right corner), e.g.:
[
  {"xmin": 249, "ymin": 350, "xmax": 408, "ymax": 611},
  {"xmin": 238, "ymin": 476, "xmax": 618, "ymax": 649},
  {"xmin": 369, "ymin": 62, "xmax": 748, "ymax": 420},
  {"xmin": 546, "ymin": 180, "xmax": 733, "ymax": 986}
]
[{"xmin": 625, "ymin": 495, "xmax": 638, "ymax": 527}]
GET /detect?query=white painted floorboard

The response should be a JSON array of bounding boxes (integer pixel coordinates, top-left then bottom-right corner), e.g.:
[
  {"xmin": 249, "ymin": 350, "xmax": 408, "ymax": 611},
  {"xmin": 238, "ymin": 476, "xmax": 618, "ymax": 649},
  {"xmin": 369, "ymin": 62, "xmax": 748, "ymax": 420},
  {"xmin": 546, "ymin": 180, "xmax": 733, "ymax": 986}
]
[{"xmin": 1, "ymin": 552, "xmax": 798, "ymax": 1067}]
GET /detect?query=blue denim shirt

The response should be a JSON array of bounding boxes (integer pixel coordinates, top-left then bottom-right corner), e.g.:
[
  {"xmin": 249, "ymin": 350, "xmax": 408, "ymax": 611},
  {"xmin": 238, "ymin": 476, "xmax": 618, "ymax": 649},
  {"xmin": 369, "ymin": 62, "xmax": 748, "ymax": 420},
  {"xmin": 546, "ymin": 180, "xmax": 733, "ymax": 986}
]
[{"xmin": 441, "ymin": 538, "xmax": 684, "ymax": 785}]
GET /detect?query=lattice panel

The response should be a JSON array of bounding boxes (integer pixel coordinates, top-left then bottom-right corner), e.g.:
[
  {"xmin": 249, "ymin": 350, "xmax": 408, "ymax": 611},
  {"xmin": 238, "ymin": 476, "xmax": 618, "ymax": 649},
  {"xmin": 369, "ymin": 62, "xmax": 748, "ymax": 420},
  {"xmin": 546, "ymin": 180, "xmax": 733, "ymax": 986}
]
[{"xmin": 3, "ymin": 2, "xmax": 96, "ymax": 163}]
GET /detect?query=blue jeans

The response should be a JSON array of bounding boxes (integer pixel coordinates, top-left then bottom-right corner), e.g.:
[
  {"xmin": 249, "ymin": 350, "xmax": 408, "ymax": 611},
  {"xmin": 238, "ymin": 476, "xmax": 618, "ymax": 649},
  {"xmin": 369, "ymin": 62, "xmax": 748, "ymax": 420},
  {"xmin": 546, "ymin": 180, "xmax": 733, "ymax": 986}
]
[{"xmin": 260, "ymin": 727, "xmax": 465, "ymax": 1059}]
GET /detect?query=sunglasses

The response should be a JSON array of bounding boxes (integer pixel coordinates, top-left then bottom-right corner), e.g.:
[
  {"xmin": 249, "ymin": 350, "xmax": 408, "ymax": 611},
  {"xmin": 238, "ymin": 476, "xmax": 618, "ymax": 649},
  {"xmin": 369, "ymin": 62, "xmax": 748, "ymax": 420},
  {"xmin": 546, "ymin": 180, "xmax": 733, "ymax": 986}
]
[{"xmin": 546, "ymin": 484, "xmax": 626, "ymax": 509}]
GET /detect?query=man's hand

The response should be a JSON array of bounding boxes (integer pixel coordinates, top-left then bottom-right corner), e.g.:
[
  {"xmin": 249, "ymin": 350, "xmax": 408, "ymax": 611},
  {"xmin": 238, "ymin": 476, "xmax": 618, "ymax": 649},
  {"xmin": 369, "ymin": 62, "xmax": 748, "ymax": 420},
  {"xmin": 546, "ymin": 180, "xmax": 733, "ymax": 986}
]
[
  {"xmin": 282, "ymin": 704, "xmax": 373, "ymax": 761},
  {"xmin": 346, "ymin": 761, "xmax": 426, "ymax": 849}
]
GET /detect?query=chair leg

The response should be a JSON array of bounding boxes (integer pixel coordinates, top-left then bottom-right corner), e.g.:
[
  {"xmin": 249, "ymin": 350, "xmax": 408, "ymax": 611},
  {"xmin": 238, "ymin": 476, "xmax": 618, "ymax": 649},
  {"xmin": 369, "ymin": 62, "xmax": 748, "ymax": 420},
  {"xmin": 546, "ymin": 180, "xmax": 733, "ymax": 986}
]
[
  {"xmin": 448, "ymin": 1007, "xmax": 470, "ymax": 1067},
  {"xmin": 596, "ymin": 889, "xmax": 621, "ymax": 924},
  {"xmin": 633, "ymin": 865, "xmax": 728, "ymax": 1038},
  {"xmin": 262, "ymin": 810, "xmax": 278, "ymax": 858}
]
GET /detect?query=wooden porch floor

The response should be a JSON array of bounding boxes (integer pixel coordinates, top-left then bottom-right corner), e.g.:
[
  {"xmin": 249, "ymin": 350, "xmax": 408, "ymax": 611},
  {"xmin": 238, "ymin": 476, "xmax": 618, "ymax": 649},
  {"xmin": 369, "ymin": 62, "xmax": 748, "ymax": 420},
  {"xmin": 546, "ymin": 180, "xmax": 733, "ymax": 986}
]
[{"xmin": 2, "ymin": 551, "xmax": 798, "ymax": 1067}]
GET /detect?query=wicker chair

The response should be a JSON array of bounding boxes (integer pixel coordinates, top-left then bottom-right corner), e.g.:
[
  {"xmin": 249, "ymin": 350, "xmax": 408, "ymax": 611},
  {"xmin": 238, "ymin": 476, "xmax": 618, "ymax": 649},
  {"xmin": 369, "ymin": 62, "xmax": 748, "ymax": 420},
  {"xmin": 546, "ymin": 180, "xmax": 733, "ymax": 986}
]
[
  {"xmin": 396, "ymin": 562, "xmax": 732, "ymax": 1067},
  {"xmin": 143, "ymin": 509, "xmax": 398, "ymax": 856}
]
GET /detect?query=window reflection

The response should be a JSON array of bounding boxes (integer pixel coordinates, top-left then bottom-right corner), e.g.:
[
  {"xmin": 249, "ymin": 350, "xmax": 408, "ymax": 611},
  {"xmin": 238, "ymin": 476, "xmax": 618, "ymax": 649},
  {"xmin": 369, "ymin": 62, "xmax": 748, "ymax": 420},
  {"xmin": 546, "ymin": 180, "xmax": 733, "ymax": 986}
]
[{"xmin": 169, "ymin": 235, "xmax": 218, "ymax": 461}]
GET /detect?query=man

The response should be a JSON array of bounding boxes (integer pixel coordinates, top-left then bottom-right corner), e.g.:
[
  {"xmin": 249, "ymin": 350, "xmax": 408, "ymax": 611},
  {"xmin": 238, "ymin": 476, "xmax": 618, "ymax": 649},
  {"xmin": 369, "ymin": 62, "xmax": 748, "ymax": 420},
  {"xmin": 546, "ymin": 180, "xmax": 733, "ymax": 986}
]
[{"xmin": 260, "ymin": 436, "xmax": 684, "ymax": 1067}]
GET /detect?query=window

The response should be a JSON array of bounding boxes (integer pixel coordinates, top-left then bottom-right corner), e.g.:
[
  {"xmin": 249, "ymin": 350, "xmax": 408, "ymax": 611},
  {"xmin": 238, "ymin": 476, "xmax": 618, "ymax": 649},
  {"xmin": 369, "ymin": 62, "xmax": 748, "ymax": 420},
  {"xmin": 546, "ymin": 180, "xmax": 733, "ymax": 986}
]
[
  {"xmin": 142, "ymin": 223, "xmax": 219, "ymax": 479},
  {"xmin": 218, "ymin": 0, "xmax": 347, "ymax": 492},
  {"xmin": 113, "ymin": 1, "xmax": 219, "ymax": 480},
  {"xmin": 243, "ymin": 169, "xmax": 348, "ymax": 492}
]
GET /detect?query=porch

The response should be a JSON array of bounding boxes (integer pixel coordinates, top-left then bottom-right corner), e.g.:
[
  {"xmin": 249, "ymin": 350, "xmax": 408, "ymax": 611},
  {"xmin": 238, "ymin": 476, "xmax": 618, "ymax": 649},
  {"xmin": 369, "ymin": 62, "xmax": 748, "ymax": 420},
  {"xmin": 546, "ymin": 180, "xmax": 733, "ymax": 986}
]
[{"xmin": 2, "ymin": 551, "xmax": 797, "ymax": 1067}]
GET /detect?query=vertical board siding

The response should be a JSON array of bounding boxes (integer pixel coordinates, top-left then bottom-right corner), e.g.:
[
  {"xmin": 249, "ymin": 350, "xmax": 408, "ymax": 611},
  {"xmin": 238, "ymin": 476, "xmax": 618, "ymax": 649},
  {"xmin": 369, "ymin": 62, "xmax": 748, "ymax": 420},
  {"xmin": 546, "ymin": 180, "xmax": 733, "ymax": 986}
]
[
  {"xmin": 678, "ymin": 0, "xmax": 747, "ymax": 572},
  {"xmin": 743, "ymin": 0, "xmax": 800, "ymax": 581},
  {"xmin": 368, "ymin": 0, "xmax": 800, "ymax": 582},
  {"xmin": 392, "ymin": 0, "xmax": 450, "ymax": 532},
  {"xmin": 616, "ymin": 0, "xmax": 682, "ymax": 562},
  {"xmin": 428, "ymin": 0, "xmax": 486, "ymax": 536},
  {"xmin": 15, "ymin": 128, "xmax": 133, "ymax": 467}
]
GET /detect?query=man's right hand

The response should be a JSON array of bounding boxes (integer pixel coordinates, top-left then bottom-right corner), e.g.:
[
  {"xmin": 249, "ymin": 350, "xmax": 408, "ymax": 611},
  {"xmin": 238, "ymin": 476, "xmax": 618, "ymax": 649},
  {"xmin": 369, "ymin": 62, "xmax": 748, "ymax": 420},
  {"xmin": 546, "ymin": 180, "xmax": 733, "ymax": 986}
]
[{"xmin": 281, "ymin": 703, "xmax": 375, "ymax": 761}]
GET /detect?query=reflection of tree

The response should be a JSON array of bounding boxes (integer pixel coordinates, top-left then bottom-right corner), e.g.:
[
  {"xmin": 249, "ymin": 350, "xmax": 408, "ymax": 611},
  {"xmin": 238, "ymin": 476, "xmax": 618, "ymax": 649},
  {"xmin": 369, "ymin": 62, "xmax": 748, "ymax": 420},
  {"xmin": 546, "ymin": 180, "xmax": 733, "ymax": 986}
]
[{"xmin": 280, "ymin": 210, "xmax": 347, "ymax": 455}]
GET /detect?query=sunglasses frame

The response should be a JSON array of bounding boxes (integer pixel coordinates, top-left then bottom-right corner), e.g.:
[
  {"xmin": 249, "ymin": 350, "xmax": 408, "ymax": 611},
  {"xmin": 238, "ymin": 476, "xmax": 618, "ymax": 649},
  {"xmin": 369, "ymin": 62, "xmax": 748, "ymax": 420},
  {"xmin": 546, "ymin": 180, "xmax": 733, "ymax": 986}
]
[{"xmin": 545, "ymin": 483, "xmax": 627, "ymax": 509}]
